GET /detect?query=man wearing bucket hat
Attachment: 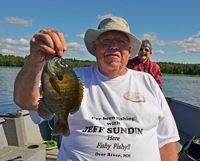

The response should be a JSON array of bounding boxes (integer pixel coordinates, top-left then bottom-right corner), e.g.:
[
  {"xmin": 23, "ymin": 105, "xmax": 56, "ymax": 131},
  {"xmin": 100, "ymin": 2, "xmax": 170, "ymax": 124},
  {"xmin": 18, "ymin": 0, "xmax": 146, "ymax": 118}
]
[
  {"xmin": 14, "ymin": 17, "xmax": 179, "ymax": 161},
  {"xmin": 127, "ymin": 39, "xmax": 163, "ymax": 89}
]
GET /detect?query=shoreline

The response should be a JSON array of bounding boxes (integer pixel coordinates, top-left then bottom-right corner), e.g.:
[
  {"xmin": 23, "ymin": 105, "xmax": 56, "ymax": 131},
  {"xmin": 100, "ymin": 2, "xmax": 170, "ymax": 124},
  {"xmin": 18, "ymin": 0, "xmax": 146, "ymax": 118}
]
[
  {"xmin": 0, "ymin": 67, "xmax": 200, "ymax": 77},
  {"xmin": 0, "ymin": 66, "xmax": 22, "ymax": 68},
  {"xmin": 162, "ymin": 73, "xmax": 200, "ymax": 77}
]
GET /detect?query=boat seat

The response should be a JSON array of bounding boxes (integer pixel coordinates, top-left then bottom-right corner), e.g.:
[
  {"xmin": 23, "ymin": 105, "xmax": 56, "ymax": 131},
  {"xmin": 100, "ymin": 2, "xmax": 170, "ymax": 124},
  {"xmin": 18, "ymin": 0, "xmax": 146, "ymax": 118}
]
[
  {"xmin": 176, "ymin": 142, "xmax": 183, "ymax": 153},
  {"xmin": 176, "ymin": 131, "xmax": 193, "ymax": 153}
]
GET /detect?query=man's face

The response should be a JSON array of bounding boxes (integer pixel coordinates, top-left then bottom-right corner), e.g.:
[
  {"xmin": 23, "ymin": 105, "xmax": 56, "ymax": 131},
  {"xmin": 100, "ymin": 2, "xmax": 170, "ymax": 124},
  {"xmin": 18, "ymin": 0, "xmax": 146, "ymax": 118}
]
[
  {"xmin": 138, "ymin": 46, "xmax": 152, "ymax": 63},
  {"xmin": 93, "ymin": 31, "xmax": 131, "ymax": 75}
]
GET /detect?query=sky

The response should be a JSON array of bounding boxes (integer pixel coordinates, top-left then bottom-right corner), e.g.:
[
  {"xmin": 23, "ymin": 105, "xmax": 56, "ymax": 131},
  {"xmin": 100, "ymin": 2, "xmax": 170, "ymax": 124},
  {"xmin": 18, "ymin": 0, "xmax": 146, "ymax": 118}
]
[{"xmin": 0, "ymin": 0, "xmax": 200, "ymax": 64}]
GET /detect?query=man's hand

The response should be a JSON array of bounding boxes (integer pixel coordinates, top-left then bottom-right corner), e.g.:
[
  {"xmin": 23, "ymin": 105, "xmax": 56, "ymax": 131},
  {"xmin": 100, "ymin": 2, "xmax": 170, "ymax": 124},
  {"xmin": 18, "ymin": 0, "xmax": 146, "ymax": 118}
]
[{"xmin": 30, "ymin": 28, "xmax": 67, "ymax": 65}]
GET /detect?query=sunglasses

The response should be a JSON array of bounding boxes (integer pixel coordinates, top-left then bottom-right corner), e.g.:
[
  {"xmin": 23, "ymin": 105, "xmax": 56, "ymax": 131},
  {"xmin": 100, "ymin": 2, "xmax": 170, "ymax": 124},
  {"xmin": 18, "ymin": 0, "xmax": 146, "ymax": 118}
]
[{"xmin": 140, "ymin": 48, "xmax": 150, "ymax": 52}]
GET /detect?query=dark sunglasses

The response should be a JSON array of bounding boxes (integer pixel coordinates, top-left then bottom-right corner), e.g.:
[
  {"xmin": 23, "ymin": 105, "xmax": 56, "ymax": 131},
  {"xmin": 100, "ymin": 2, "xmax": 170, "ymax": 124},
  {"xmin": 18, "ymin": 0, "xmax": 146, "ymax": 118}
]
[{"xmin": 140, "ymin": 48, "xmax": 150, "ymax": 52}]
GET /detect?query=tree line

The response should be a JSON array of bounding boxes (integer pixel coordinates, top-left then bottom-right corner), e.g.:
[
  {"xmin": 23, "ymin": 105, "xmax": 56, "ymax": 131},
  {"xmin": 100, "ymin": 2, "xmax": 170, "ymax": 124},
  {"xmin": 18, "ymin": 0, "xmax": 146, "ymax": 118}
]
[
  {"xmin": 0, "ymin": 54, "xmax": 97, "ymax": 68},
  {"xmin": 0, "ymin": 54, "xmax": 27, "ymax": 67},
  {"xmin": 157, "ymin": 62, "xmax": 200, "ymax": 75},
  {"xmin": 0, "ymin": 54, "xmax": 200, "ymax": 75}
]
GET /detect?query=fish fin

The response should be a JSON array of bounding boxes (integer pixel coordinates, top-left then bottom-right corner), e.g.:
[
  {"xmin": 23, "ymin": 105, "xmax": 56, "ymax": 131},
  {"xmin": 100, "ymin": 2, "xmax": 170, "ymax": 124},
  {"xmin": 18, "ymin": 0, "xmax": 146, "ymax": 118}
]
[
  {"xmin": 38, "ymin": 99, "xmax": 54, "ymax": 120},
  {"xmin": 49, "ymin": 76, "xmax": 61, "ymax": 94},
  {"xmin": 70, "ymin": 78, "xmax": 84, "ymax": 114},
  {"xmin": 51, "ymin": 121, "xmax": 70, "ymax": 136}
]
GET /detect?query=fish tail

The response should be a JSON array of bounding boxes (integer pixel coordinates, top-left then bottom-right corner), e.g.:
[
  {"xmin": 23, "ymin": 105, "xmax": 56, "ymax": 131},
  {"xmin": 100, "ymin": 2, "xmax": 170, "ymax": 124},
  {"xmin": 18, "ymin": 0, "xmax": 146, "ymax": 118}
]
[{"xmin": 51, "ymin": 121, "xmax": 70, "ymax": 137}]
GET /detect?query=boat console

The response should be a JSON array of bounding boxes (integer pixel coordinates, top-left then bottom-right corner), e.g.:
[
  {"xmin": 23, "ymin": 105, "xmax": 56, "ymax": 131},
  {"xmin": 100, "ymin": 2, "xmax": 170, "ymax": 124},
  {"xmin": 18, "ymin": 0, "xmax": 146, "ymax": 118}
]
[{"xmin": 0, "ymin": 110, "xmax": 52, "ymax": 161}]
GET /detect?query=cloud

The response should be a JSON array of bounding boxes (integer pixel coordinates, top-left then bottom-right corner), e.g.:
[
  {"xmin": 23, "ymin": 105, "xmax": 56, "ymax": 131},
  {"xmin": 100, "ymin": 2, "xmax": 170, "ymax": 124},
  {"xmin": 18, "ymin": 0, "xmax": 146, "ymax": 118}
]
[
  {"xmin": 23, "ymin": 35, "xmax": 32, "ymax": 39},
  {"xmin": 176, "ymin": 47, "xmax": 200, "ymax": 54},
  {"xmin": 97, "ymin": 14, "xmax": 114, "ymax": 20},
  {"xmin": 23, "ymin": 35, "xmax": 32, "ymax": 40},
  {"xmin": 0, "ymin": 29, "xmax": 8, "ymax": 37},
  {"xmin": 0, "ymin": 38, "xmax": 29, "ymax": 46},
  {"xmin": 0, "ymin": 46, "xmax": 29, "ymax": 56},
  {"xmin": 140, "ymin": 32, "xmax": 168, "ymax": 46},
  {"xmin": 0, "ymin": 37, "xmax": 87, "ymax": 57},
  {"xmin": 65, "ymin": 34, "xmax": 69, "ymax": 38},
  {"xmin": 140, "ymin": 31, "xmax": 200, "ymax": 54},
  {"xmin": 64, "ymin": 42, "xmax": 87, "ymax": 56},
  {"xmin": 1, "ymin": 49, "xmax": 15, "ymax": 54},
  {"xmin": 17, "ymin": 47, "xmax": 30, "ymax": 52},
  {"xmin": 75, "ymin": 33, "xmax": 85, "ymax": 39},
  {"xmin": 152, "ymin": 50, "xmax": 165, "ymax": 55},
  {"xmin": 0, "ymin": 38, "xmax": 30, "ymax": 56},
  {"xmin": 0, "ymin": 42, "xmax": 15, "ymax": 50},
  {"xmin": 4, "ymin": 16, "xmax": 33, "ymax": 27}
]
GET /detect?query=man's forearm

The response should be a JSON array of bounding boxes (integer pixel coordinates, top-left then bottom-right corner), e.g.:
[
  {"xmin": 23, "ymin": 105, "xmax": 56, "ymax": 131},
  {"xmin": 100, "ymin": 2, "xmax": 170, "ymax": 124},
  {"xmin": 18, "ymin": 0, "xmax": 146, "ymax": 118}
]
[
  {"xmin": 14, "ymin": 55, "xmax": 44, "ymax": 111},
  {"xmin": 159, "ymin": 142, "xmax": 178, "ymax": 161}
]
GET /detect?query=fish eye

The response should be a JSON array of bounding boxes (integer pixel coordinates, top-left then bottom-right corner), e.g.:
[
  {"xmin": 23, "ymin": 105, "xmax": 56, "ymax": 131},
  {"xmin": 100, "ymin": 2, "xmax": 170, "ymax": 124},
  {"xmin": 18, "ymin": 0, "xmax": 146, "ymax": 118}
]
[
  {"xmin": 58, "ymin": 75, "xmax": 63, "ymax": 81},
  {"xmin": 61, "ymin": 61, "xmax": 64, "ymax": 65},
  {"xmin": 58, "ymin": 59, "xmax": 66, "ymax": 67},
  {"xmin": 60, "ymin": 61, "xmax": 65, "ymax": 66}
]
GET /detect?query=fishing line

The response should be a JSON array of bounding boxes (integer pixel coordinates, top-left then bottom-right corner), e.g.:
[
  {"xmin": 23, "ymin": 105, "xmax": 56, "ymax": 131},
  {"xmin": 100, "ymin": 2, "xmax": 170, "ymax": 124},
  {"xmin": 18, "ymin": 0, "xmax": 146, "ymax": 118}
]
[{"xmin": 48, "ymin": 120, "xmax": 53, "ymax": 130}]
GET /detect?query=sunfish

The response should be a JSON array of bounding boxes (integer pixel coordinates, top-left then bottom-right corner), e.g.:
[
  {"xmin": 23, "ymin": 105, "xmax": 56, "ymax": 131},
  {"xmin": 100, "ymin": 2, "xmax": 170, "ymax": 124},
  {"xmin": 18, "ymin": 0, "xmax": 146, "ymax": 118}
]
[{"xmin": 38, "ymin": 56, "xmax": 83, "ymax": 136}]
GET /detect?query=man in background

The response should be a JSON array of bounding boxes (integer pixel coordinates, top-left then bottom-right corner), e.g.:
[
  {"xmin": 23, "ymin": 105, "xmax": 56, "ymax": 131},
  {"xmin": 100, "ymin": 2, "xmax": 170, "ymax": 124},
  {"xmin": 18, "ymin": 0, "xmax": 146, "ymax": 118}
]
[{"xmin": 127, "ymin": 40, "xmax": 163, "ymax": 89}]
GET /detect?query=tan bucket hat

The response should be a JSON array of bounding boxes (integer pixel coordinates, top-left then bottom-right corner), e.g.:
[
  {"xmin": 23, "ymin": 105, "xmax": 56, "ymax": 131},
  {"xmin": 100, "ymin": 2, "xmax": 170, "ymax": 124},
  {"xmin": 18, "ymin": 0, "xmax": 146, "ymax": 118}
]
[{"xmin": 84, "ymin": 17, "xmax": 141, "ymax": 60}]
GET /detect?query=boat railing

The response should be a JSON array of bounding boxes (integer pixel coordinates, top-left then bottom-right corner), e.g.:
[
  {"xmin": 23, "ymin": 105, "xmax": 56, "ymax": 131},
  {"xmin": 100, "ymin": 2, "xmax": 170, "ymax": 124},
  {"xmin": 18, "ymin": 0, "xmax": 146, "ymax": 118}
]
[{"xmin": 166, "ymin": 96, "xmax": 200, "ymax": 146}]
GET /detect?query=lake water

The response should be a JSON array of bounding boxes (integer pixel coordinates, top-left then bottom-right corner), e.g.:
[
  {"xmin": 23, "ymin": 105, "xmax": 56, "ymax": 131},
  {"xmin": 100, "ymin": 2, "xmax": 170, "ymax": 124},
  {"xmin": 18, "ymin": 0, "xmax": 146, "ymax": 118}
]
[
  {"xmin": 162, "ymin": 75, "xmax": 200, "ymax": 107},
  {"xmin": 0, "ymin": 67, "xmax": 200, "ymax": 115}
]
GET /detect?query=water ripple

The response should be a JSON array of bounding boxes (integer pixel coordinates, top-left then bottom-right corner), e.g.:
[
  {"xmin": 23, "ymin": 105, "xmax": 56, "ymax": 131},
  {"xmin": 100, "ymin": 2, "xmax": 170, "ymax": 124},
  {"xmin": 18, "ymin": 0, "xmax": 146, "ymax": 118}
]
[
  {"xmin": 162, "ymin": 75, "xmax": 200, "ymax": 107},
  {"xmin": 0, "ymin": 68, "xmax": 21, "ymax": 115}
]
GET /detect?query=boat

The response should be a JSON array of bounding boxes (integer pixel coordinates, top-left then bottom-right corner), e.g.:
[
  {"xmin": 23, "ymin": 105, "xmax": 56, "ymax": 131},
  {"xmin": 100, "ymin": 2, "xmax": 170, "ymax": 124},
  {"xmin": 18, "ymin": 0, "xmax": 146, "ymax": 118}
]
[
  {"xmin": 0, "ymin": 96, "xmax": 199, "ymax": 161},
  {"xmin": 165, "ymin": 96, "xmax": 200, "ymax": 153}
]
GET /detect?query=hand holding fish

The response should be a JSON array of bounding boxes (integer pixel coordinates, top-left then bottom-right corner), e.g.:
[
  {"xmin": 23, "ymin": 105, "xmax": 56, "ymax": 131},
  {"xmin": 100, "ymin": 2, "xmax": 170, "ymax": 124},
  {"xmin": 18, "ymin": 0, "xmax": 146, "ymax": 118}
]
[
  {"xmin": 30, "ymin": 28, "xmax": 67, "ymax": 65},
  {"xmin": 15, "ymin": 28, "xmax": 83, "ymax": 136},
  {"xmin": 14, "ymin": 28, "xmax": 67, "ymax": 111}
]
